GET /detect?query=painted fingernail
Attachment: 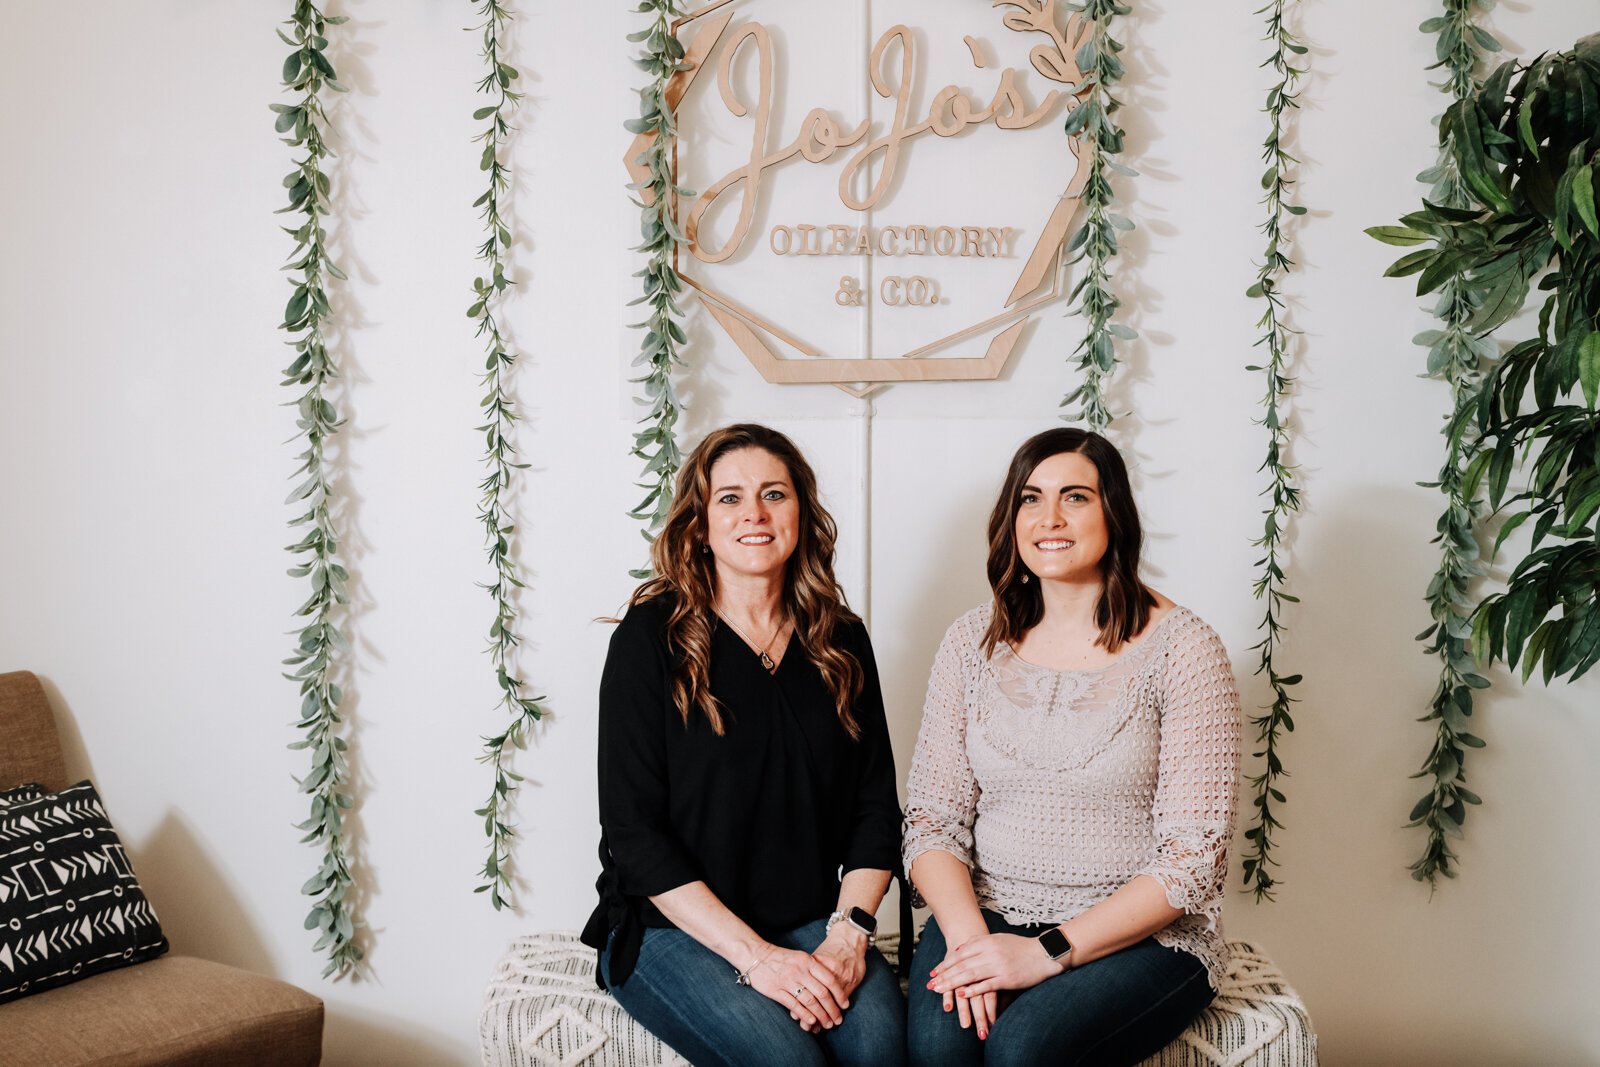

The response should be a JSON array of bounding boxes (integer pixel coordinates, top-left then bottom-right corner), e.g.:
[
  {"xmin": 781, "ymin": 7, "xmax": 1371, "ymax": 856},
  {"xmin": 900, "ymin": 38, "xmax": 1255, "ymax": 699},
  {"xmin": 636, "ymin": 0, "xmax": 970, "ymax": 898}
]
[
  {"xmin": 956, "ymin": 989, "xmax": 968, "ymax": 998},
  {"xmin": 926, "ymin": 981, "xmax": 935, "ymax": 990},
  {"xmin": 979, "ymin": 1029, "xmax": 988, "ymax": 1040}
]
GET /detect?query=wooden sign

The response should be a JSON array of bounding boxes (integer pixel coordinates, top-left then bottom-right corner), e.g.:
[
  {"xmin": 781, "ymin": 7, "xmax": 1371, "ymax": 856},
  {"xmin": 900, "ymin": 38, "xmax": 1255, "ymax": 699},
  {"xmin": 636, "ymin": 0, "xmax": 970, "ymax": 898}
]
[{"xmin": 626, "ymin": 0, "xmax": 1092, "ymax": 396}]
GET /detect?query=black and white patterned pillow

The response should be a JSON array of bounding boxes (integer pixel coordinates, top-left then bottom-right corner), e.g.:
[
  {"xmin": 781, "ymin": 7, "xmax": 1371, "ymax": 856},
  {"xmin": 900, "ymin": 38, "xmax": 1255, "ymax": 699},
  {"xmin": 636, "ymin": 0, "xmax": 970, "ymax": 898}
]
[
  {"xmin": 0, "ymin": 780, "xmax": 169, "ymax": 1003},
  {"xmin": 0, "ymin": 784, "xmax": 43, "ymax": 809}
]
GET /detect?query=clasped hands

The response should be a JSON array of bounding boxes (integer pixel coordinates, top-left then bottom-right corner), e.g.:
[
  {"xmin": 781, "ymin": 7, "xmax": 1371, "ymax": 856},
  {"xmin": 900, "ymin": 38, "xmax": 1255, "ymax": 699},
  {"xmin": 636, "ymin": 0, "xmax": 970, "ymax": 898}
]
[
  {"xmin": 927, "ymin": 932, "xmax": 1066, "ymax": 1040},
  {"xmin": 745, "ymin": 923, "xmax": 869, "ymax": 1033}
]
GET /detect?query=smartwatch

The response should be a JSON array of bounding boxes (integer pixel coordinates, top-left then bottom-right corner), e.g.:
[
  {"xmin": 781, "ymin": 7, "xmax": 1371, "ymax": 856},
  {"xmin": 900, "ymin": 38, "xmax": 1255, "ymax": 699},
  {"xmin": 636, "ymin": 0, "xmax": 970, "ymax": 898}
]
[
  {"xmin": 1037, "ymin": 926, "xmax": 1073, "ymax": 964},
  {"xmin": 827, "ymin": 907, "xmax": 878, "ymax": 943}
]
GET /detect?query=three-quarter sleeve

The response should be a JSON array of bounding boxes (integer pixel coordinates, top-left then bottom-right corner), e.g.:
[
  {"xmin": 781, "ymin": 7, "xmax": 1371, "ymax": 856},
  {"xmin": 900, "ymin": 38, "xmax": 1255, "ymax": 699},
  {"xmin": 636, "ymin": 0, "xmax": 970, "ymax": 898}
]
[
  {"xmin": 902, "ymin": 615, "xmax": 981, "ymax": 878},
  {"xmin": 1137, "ymin": 613, "xmax": 1242, "ymax": 927},
  {"xmin": 596, "ymin": 613, "xmax": 701, "ymax": 897},
  {"xmin": 840, "ymin": 624, "xmax": 905, "ymax": 874}
]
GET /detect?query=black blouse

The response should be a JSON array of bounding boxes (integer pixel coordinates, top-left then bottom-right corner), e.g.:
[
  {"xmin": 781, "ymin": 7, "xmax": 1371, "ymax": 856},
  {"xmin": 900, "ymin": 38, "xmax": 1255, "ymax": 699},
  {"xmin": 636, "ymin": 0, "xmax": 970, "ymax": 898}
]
[{"xmin": 580, "ymin": 594, "xmax": 902, "ymax": 988}]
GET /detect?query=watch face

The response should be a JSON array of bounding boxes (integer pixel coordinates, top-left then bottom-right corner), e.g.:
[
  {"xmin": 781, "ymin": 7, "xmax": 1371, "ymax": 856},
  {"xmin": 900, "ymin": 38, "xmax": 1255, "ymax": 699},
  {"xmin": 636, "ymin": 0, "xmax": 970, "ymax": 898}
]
[
  {"xmin": 1038, "ymin": 927, "xmax": 1072, "ymax": 960},
  {"xmin": 848, "ymin": 906, "xmax": 878, "ymax": 933}
]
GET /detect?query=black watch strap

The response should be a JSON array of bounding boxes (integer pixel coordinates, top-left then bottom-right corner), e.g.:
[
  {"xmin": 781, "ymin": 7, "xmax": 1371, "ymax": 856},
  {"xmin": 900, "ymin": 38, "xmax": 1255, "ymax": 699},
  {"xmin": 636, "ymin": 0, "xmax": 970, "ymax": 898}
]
[{"xmin": 1037, "ymin": 926, "xmax": 1073, "ymax": 962}]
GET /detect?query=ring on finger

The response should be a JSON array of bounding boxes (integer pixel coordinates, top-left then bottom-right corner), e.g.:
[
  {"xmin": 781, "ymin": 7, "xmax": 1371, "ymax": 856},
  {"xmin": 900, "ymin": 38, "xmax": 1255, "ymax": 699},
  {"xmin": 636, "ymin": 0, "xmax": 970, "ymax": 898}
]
[{"xmin": 794, "ymin": 987, "xmax": 805, "ymax": 999}]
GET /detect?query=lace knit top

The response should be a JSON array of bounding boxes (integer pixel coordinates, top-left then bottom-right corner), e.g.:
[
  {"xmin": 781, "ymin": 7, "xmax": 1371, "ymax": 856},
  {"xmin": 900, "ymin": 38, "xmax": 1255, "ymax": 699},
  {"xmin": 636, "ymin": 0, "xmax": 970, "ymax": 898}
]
[{"xmin": 902, "ymin": 603, "xmax": 1242, "ymax": 988}]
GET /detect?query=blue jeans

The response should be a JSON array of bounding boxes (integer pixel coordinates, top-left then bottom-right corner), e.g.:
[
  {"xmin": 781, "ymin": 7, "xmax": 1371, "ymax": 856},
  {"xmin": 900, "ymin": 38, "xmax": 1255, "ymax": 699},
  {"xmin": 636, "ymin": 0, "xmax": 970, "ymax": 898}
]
[
  {"xmin": 600, "ymin": 917, "xmax": 907, "ymax": 1067},
  {"xmin": 907, "ymin": 912, "xmax": 1214, "ymax": 1067}
]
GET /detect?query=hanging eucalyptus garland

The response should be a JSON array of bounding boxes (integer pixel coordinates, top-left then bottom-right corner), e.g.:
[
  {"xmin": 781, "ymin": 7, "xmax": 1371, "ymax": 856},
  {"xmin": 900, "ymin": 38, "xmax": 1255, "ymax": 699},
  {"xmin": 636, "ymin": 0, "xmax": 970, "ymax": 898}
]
[
  {"xmin": 1367, "ymin": 0, "xmax": 1501, "ymax": 887},
  {"xmin": 466, "ymin": 0, "xmax": 547, "ymax": 912},
  {"xmin": 1239, "ymin": 0, "xmax": 1307, "ymax": 903},
  {"xmin": 271, "ymin": 0, "xmax": 362, "ymax": 977},
  {"xmin": 624, "ymin": 0, "xmax": 691, "ymax": 573},
  {"xmin": 1060, "ymin": 0, "xmax": 1135, "ymax": 434}
]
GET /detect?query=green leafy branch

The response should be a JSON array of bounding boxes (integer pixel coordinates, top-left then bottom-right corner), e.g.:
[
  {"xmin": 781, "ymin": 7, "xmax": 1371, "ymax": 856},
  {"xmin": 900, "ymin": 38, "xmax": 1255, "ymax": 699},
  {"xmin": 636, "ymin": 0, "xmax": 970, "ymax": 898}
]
[
  {"xmin": 1376, "ymin": 33, "xmax": 1600, "ymax": 883},
  {"xmin": 1239, "ymin": 0, "xmax": 1307, "ymax": 903},
  {"xmin": 1060, "ymin": 0, "xmax": 1135, "ymax": 434},
  {"xmin": 1453, "ymin": 43, "xmax": 1599, "ymax": 681},
  {"xmin": 466, "ymin": 0, "xmax": 546, "ymax": 912},
  {"xmin": 1367, "ymin": 0, "xmax": 1501, "ymax": 888},
  {"xmin": 271, "ymin": 0, "xmax": 361, "ymax": 978},
  {"xmin": 624, "ymin": 0, "xmax": 692, "ymax": 575}
]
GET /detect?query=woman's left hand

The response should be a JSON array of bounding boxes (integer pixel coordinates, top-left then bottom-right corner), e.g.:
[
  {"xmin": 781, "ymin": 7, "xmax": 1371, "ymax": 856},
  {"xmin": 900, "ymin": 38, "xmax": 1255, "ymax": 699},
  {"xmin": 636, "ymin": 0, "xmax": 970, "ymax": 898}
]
[
  {"xmin": 927, "ymin": 932, "xmax": 1064, "ymax": 997},
  {"xmin": 810, "ymin": 924, "xmax": 869, "ymax": 1001}
]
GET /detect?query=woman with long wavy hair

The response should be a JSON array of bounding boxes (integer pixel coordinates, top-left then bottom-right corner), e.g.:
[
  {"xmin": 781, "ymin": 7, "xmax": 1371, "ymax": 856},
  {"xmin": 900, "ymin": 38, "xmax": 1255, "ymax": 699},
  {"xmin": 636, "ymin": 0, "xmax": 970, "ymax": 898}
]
[
  {"xmin": 903, "ymin": 428, "xmax": 1241, "ymax": 1067},
  {"xmin": 581, "ymin": 423, "xmax": 906, "ymax": 1067}
]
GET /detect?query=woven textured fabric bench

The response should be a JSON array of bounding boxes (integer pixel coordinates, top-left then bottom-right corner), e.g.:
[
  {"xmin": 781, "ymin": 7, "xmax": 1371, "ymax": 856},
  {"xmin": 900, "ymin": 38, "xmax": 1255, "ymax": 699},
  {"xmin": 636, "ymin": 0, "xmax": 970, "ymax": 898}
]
[{"xmin": 480, "ymin": 932, "xmax": 1316, "ymax": 1067}]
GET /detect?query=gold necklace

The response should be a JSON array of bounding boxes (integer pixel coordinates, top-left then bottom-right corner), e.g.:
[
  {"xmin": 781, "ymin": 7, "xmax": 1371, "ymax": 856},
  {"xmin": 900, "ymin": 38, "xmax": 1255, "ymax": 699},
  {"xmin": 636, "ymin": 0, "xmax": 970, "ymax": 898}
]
[{"xmin": 717, "ymin": 611, "xmax": 789, "ymax": 673}]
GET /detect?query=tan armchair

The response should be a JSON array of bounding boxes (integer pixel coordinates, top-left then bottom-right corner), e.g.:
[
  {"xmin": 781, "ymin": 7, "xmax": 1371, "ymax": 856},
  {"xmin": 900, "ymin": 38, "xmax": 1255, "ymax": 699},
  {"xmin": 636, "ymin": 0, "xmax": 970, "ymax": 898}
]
[{"xmin": 0, "ymin": 671, "xmax": 324, "ymax": 1067}]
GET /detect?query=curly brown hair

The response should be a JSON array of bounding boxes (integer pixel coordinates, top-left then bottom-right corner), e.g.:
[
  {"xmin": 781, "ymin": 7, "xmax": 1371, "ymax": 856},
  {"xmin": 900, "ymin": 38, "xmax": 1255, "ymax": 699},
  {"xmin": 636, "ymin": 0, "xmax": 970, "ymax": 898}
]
[
  {"xmin": 981, "ymin": 427, "xmax": 1156, "ymax": 657},
  {"xmin": 628, "ymin": 424, "xmax": 863, "ymax": 738}
]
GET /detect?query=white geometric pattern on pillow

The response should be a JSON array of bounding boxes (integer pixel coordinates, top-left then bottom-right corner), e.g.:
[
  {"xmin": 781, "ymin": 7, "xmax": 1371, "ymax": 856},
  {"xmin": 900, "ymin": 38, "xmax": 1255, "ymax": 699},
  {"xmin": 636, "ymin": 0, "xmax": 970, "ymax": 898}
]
[
  {"xmin": 0, "ymin": 780, "xmax": 169, "ymax": 1003},
  {"xmin": 0, "ymin": 784, "xmax": 44, "ymax": 810}
]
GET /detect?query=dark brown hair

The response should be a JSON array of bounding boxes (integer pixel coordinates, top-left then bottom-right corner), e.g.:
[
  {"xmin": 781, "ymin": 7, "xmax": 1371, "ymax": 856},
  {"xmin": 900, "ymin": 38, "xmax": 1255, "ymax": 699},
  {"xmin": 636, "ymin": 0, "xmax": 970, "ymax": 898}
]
[
  {"xmin": 629, "ymin": 424, "xmax": 863, "ymax": 737},
  {"xmin": 981, "ymin": 428, "xmax": 1156, "ymax": 657}
]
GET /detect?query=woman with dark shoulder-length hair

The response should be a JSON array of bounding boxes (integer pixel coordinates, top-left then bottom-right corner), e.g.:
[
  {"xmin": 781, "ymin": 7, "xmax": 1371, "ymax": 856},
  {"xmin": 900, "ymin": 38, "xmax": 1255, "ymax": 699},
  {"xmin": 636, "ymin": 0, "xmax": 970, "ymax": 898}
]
[
  {"xmin": 903, "ymin": 428, "xmax": 1241, "ymax": 1067},
  {"xmin": 581, "ymin": 423, "xmax": 906, "ymax": 1067}
]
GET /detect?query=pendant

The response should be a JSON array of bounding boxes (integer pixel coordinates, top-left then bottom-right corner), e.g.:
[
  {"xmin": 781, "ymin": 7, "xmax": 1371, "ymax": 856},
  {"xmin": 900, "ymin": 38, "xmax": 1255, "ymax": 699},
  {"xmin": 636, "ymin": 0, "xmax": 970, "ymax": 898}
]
[{"xmin": 759, "ymin": 651, "xmax": 776, "ymax": 672}]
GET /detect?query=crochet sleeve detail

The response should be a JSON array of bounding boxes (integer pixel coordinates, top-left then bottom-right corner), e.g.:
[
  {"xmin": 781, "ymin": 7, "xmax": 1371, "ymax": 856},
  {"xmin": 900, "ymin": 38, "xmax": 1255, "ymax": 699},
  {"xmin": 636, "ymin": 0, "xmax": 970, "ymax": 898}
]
[
  {"xmin": 1138, "ymin": 613, "xmax": 1241, "ymax": 927},
  {"xmin": 902, "ymin": 611, "xmax": 983, "ymax": 883}
]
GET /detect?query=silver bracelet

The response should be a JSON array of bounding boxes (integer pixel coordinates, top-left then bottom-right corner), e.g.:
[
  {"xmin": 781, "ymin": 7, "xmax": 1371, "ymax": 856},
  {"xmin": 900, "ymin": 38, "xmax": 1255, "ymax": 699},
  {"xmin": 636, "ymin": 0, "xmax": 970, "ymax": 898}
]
[{"xmin": 733, "ymin": 949, "xmax": 768, "ymax": 986}]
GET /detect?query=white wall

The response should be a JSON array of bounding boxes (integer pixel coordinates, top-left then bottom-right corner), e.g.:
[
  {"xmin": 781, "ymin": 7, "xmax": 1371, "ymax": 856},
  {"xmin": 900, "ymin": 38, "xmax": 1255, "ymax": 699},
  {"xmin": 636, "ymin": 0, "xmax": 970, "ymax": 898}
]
[{"xmin": 2, "ymin": 2, "xmax": 1596, "ymax": 1064}]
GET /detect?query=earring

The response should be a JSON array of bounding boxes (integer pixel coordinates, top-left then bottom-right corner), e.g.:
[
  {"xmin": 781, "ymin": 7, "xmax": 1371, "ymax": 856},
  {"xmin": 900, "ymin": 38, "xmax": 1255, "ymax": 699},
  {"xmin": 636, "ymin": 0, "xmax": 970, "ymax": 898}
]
[
  {"xmin": 701, "ymin": 543, "xmax": 710, "ymax": 554},
  {"xmin": 1020, "ymin": 573, "xmax": 1030, "ymax": 584}
]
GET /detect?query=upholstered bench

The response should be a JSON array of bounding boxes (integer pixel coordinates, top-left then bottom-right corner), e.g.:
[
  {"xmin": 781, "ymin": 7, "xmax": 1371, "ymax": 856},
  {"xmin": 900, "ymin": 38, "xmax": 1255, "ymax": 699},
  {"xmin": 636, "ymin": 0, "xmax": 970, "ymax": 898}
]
[{"xmin": 480, "ymin": 932, "xmax": 1316, "ymax": 1066}]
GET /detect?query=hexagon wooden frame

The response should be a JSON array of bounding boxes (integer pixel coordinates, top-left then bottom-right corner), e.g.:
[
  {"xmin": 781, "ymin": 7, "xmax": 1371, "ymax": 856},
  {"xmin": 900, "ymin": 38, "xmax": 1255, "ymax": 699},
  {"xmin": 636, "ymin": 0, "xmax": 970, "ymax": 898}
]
[{"xmin": 625, "ymin": 0, "xmax": 1091, "ymax": 397}]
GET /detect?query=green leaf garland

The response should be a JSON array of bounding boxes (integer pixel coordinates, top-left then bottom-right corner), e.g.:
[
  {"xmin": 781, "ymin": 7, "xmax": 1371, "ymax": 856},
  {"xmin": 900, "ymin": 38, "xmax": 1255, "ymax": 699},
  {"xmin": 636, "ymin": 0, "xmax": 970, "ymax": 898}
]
[
  {"xmin": 1239, "ymin": 0, "xmax": 1307, "ymax": 903},
  {"xmin": 273, "ymin": 0, "xmax": 362, "ymax": 978},
  {"xmin": 1060, "ymin": 0, "xmax": 1135, "ymax": 433},
  {"xmin": 625, "ymin": 0, "xmax": 692, "ymax": 573},
  {"xmin": 467, "ymin": 0, "xmax": 547, "ymax": 912},
  {"xmin": 1396, "ymin": 0, "xmax": 1501, "ymax": 887}
]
